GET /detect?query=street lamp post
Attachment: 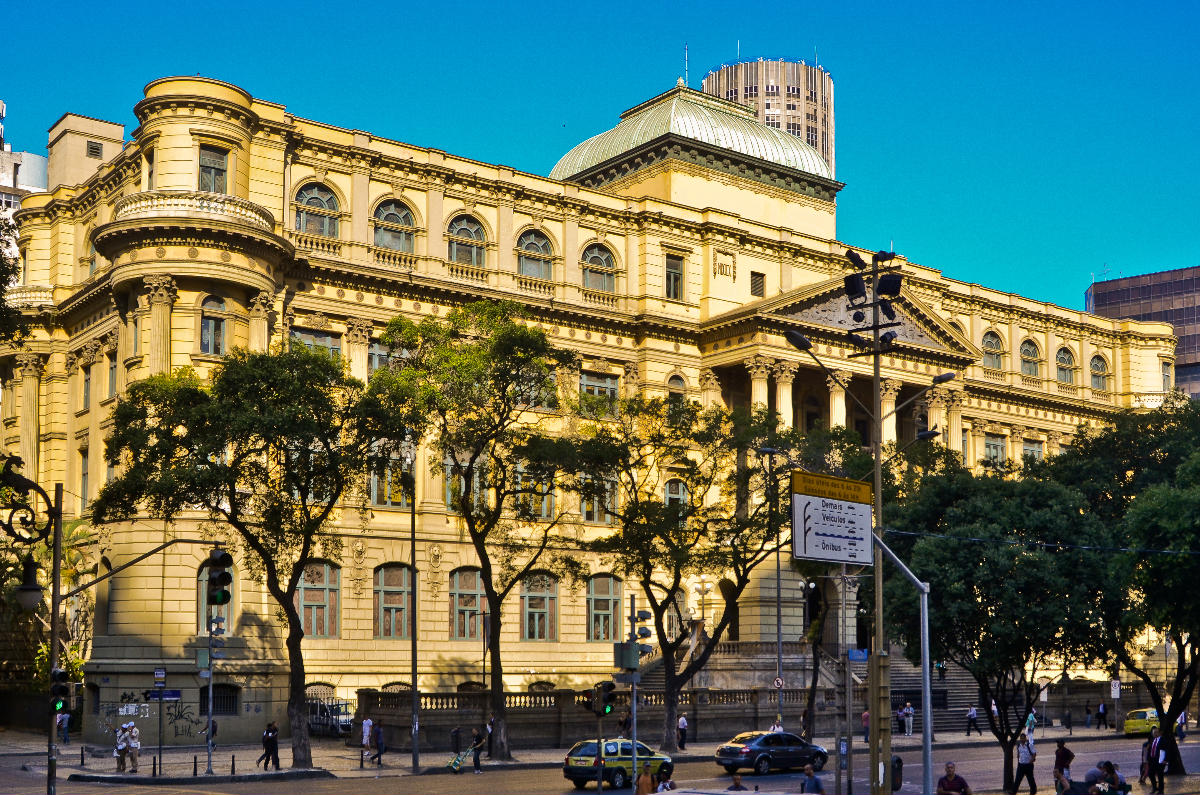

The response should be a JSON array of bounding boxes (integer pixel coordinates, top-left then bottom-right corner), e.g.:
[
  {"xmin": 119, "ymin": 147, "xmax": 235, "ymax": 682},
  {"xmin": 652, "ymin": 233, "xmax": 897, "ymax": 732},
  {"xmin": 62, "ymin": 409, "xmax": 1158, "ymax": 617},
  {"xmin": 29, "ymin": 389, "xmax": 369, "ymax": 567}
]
[
  {"xmin": 758, "ymin": 446, "xmax": 784, "ymax": 726},
  {"xmin": 399, "ymin": 433, "xmax": 420, "ymax": 772},
  {"xmin": 692, "ymin": 576, "xmax": 713, "ymax": 624}
]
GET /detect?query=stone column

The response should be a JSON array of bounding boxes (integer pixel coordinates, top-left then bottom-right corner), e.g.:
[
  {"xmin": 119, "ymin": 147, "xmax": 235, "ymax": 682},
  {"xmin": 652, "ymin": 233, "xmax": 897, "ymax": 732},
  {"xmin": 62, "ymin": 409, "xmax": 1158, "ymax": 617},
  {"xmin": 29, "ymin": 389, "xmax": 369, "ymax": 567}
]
[
  {"xmin": 144, "ymin": 275, "xmax": 177, "ymax": 375},
  {"xmin": 746, "ymin": 356, "xmax": 774, "ymax": 408},
  {"xmin": 926, "ymin": 388, "xmax": 949, "ymax": 435},
  {"xmin": 773, "ymin": 361, "xmax": 798, "ymax": 427},
  {"xmin": 248, "ymin": 291, "xmax": 273, "ymax": 352},
  {"xmin": 344, "ymin": 318, "xmax": 372, "ymax": 382},
  {"xmin": 826, "ymin": 369, "xmax": 852, "ymax": 429},
  {"xmin": 700, "ymin": 368, "xmax": 723, "ymax": 408},
  {"xmin": 880, "ymin": 379, "xmax": 902, "ymax": 444},
  {"xmin": 15, "ymin": 352, "xmax": 43, "ymax": 478},
  {"xmin": 946, "ymin": 391, "xmax": 965, "ymax": 457},
  {"xmin": 1009, "ymin": 425, "xmax": 1027, "ymax": 461},
  {"xmin": 970, "ymin": 427, "xmax": 986, "ymax": 468}
]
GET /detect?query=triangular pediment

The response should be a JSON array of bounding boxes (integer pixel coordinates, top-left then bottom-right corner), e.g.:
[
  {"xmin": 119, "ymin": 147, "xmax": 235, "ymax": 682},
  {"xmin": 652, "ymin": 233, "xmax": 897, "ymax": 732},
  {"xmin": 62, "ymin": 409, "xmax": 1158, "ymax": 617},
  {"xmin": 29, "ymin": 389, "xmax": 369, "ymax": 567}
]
[{"xmin": 705, "ymin": 277, "xmax": 980, "ymax": 364}]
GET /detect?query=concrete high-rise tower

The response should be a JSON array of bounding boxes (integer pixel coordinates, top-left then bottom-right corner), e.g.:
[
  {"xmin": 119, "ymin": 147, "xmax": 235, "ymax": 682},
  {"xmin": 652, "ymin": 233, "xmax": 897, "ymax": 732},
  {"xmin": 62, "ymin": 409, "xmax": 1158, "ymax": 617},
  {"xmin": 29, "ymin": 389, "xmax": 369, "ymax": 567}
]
[{"xmin": 701, "ymin": 57, "xmax": 835, "ymax": 176}]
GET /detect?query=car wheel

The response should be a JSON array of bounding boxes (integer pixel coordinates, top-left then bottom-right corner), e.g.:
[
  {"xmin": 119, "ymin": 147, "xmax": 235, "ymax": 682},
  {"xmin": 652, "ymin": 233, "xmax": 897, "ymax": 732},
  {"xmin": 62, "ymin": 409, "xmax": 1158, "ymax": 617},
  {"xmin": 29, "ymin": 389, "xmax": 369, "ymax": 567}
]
[
  {"xmin": 610, "ymin": 768, "xmax": 628, "ymax": 789},
  {"xmin": 754, "ymin": 756, "xmax": 772, "ymax": 776},
  {"xmin": 812, "ymin": 754, "xmax": 827, "ymax": 772},
  {"xmin": 573, "ymin": 781, "xmax": 589, "ymax": 791},
  {"xmin": 723, "ymin": 764, "xmax": 738, "ymax": 774}
]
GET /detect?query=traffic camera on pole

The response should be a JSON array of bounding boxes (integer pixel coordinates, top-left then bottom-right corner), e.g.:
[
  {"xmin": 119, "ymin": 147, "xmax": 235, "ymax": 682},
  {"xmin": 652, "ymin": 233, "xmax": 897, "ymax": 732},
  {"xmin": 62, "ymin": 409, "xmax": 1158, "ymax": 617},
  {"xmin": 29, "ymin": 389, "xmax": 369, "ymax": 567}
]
[
  {"xmin": 50, "ymin": 668, "xmax": 70, "ymax": 712},
  {"xmin": 205, "ymin": 548, "xmax": 233, "ymax": 607}
]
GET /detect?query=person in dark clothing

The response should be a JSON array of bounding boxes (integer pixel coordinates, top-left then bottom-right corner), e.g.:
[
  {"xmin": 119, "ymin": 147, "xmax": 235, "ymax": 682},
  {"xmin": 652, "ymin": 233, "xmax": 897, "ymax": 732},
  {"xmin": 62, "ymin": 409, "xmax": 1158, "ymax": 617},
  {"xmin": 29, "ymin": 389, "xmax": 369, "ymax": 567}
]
[
  {"xmin": 1147, "ymin": 727, "xmax": 1165, "ymax": 794},
  {"xmin": 451, "ymin": 726, "xmax": 462, "ymax": 754},
  {"xmin": 260, "ymin": 722, "xmax": 280, "ymax": 770},
  {"xmin": 486, "ymin": 713, "xmax": 495, "ymax": 758},
  {"xmin": 1096, "ymin": 701, "xmax": 1108, "ymax": 730},
  {"xmin": 369, "ymin": 721, "xmax": 385, "ymax": 766},
  {"xmin": 471, "ymin": 727, "xmax": 485, "ymax": 774}
]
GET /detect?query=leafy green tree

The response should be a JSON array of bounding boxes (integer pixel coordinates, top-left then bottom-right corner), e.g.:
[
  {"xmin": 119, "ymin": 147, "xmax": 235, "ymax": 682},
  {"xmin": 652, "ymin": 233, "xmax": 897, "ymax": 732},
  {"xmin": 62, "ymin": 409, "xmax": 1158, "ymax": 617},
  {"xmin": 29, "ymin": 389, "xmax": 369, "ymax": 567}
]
[
  {"xmin": 0, "ymin": 215, "xmax": 30, "ymax": 343},
  {"xmin": 92, "ymin": 347, "xmax": 371, "ymax": 768},
  {"xmin": 370, "ymin": 301, "xmax": 577, "ymax": 760},
  {"xmin": 1050, "ymin": 397, "xmax": 1200, "ymax": 775},
  {"xmin": 885, "ymin": 470, "xmax": 1104, "ymax": 791}
]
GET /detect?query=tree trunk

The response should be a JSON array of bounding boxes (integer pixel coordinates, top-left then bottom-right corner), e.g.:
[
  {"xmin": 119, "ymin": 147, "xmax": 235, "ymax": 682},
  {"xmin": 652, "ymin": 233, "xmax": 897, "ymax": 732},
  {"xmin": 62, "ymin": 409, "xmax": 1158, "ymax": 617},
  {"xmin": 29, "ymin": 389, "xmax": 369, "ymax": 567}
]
[
  {"xmin": 284, "ymin": 619, "xmax": 312, "ymax": 768},
  {"xmin": 487, "ymin": 596, "xmax": 511, "ymax": 760},
  {"xmin": 805, "ymin": 604, "xmax": 827, "ymax": 741},
  {"xmin": 661, "ymin": 679, "xmax": 679, "ymax": 753},
  {"xmin": 1000, "ymin": 740, "xmax": 1015, "ymax": 792}
]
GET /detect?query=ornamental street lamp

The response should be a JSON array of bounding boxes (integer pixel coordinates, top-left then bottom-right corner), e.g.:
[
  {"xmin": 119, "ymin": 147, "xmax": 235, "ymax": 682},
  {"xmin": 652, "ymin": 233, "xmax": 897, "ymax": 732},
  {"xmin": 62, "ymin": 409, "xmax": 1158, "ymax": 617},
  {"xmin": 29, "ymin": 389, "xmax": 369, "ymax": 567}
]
[{"xmin": 399, "ymin": 432, "xmax": 420, "ymax": 772}]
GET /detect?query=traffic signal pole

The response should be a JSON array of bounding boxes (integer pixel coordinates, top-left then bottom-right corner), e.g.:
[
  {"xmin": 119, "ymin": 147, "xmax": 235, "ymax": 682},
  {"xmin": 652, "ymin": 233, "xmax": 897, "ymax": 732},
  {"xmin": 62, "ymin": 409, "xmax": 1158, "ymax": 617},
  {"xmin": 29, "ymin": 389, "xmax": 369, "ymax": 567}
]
[{"xmin": 47, "ymin": 484, "xmax": 62, "ymax": 795}]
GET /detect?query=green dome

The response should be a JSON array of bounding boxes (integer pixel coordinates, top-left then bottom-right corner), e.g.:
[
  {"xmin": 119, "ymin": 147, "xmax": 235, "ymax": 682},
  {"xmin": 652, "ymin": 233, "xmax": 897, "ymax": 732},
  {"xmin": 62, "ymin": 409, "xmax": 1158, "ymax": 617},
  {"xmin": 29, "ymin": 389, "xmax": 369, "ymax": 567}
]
[{"xmin": 550, "ymin": 85, "xmax": 832, "ymax": 182}]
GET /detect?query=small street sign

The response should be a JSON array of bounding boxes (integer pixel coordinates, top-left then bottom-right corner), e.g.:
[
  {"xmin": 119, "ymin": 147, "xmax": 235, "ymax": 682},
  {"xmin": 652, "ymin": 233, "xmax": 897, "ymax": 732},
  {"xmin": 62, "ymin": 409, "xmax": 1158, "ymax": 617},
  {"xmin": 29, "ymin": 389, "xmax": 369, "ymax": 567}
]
[
  {"xmin": 613, "ymin": 672, "xmax": 641, "ymax": 685},
  {"xmin": 146, "ymin": 689, "xmax": 181, "ymax": 701},
  {"xmin": 772, "ymin": 677, "xmax": 784, "ymax": 689},
  {"xmin": 1111, "ymin": 679, "xmax": 1121, "ymax": 700},
  {"xmin": 847, "ymin": 649, "xmax": 869, "ymax": 662},
  {"xmin": 154, "ymin": 668, "xmax": 166, "ymax": 687},
  {"xmin": 198, "ymin": 669, "xmax": 210, "ymax": 679}
]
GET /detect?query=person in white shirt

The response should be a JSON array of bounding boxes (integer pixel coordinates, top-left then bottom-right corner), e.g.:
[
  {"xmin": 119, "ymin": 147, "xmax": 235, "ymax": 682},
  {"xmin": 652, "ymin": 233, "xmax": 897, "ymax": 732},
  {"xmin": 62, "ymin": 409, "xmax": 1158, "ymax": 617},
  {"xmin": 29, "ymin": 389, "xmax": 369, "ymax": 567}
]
[
  {"xmin": 127, "ymin": 722, "xmax": 141, "ymax": 773},
  {"xmin": 677, "ymin": 713, "xmax": 688, "ymax": 750},
  {"xmin": 769, "ymin": 717, "xmax": 783, "ymax": 732},
  {"xmin": 361, "ymin": 715, "xmax": 373, "ymax": 759}
]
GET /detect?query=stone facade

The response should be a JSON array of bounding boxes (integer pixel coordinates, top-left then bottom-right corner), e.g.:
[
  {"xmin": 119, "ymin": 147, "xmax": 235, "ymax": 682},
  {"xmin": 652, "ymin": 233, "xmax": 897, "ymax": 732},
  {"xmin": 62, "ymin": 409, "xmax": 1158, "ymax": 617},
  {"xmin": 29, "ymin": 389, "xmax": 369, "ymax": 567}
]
[{"xmin": 7, "ymin": 76, "xmax": 1175, "ymax": 744}]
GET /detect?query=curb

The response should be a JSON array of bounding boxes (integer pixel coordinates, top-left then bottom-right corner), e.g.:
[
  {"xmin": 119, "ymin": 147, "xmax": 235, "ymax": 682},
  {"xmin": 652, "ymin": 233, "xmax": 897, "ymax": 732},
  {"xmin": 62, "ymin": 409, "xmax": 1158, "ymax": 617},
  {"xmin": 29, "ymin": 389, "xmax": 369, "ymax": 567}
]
[{"xmin": 64, "ymin": 769, "xmax": 337, "ymax": 785}]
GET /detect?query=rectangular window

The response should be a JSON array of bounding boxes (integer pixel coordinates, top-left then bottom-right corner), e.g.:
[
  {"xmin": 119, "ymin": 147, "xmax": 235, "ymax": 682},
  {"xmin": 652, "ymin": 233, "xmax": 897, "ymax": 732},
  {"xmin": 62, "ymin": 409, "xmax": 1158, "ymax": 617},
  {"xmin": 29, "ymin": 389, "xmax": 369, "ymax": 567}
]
[
  {"xmin": 80, "ymin": 449, "xmax": 89, "ymax": 510},
  {"xmin": 580, "ymin": 371, "xmax": 618, "ymax": 417},
  {"xmin": 665, "ymin": 254, "xmax": 684, "ymax": 300},
  {"xmin": 587, "ymin": 575, "xmax": 621, "ymax": 641},
  {"xmin": 108, "ymin": 356, "xmax": 117, "ymax": 397},
  {"xmin": 984, "ymin": 434, "xmax": 1005, "ymax": 464},
  {"xmin": 368, "ymin": 342, "xmax": 392, "ymax": 375},
  {"xmin": 750, "ymin": 271, "xmax": 765, "ymax": 298},
  {"xmin": 581, "ymin": 476, "xmax": 616, "ymax": 524},
  {"xmin": 1022, "ymin": 440, "xmax": 1044, "ymax": 461},
  {"xmin": 290, "ymin": 329, "xmax": 341, "ymax": 359},
  {"xmin": 371, "ymin": 457, "xmax": 412, "ymax": 509},
  {"xmin": 131, "ymin": 315, "xmax": 140, "ymax": 354},
  {"xmin": 517, "ymin": 469, "xmax": 555, "ymax": 520},
  {"xmin": 521, "ymin": 577, "xmax": 557, "ymax": 641},
  {"xmin": 374, "ymin": 565, "xmax": 411, "ymax": 639},
  {"xmin": 81, "ymin": 366, "xmax": 91, "ymax": 409},
  {"xmin": 199, "ymin": 684, "xmax": 240, "ymax": 716},
  {"xmin": 86, "ymin": 141, "xmax": 103, "ymax": 159},
  {"xmin": 807, "ymin": 126, "xmax": 818, "ymax": 147},
  {"xmin": 1164, "ymin": 362, "xmax": 1173, "ymax": 391},
  {"xmin": 444, "ymin": 457, "xmax": 484, "ymax": 513},
  {"xmin": 198, "ymin": 146, "xmax": 228, "ymax": 193},
  {"xmin": 450, "ymin": 569, "xmax": 484, "ymax": 640},
  {"xmin": 295, "ymin": 563, "xmax": 339, "ymax": 638},
  {"xmin": 961, "ymin": 429, "xmax": 969, "ymax": 457},
  {"xmin": 200, "ymin": 316, "xmax": 225, "ymax": 356}
]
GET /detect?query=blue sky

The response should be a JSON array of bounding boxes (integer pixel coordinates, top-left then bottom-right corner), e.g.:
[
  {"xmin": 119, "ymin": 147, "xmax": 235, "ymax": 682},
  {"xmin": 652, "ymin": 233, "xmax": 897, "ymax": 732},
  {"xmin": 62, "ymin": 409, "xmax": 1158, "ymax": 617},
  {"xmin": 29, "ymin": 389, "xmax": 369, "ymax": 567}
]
[{"xmin": 5, "ymin": 0, "xmax": 1197, "ymax": 310}]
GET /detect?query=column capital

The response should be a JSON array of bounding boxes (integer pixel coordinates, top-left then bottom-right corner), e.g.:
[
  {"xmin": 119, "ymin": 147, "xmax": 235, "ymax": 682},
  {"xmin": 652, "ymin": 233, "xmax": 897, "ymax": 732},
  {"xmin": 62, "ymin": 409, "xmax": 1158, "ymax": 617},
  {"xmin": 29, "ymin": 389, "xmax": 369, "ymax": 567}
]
[
  {"xmin": 826, "ymin": 369, "xmax": 851, "ymax": 393},
  {"xmin": 1009, "ymin": 424, "xmax": 1028, "ymax": 440},
  {"xmin": 699, "ymin": 368, "xmax": 721, "ymax": 391},
  {"xmin": 746, "ymin": 355, "xmax": 775, "ymax": 380},
  {"xmin": 143, "ymin": 275, "xmax": 177, "ymax": 306},
  {"xmin": 345, "ymin": 317, "xmax": 373, "ymax": 345},
  {"xmin": 943, "ymin": 389, "xmax": 965, "ymax": 410},
  {"xmin": 1045, "ymin": 430, "xmax": 1063, "ymax": 445},
  {"xmin": 880, "ymin": 379, "xmax": 902, "ymax": 401},
  {"xmin": 249, "ymin": 290, "xmax": 273, "ymax": 319},
  {"xmin": 772, "ymin": 360, "xmax": 799, "ymax": 383},
  {"xmin": 15, "ymin": 351, "xmax": 44, "ymax": 379}
]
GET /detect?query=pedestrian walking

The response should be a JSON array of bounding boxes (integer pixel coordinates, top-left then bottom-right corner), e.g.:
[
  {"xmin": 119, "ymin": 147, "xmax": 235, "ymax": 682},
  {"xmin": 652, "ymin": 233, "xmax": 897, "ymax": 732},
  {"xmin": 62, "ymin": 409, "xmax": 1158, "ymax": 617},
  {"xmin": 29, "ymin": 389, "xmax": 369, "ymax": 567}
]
[
  {"xmin": 57, "ymin": 712, "xmax": 70, "ymax": 746},
  {"xmin": 1011, "ymin": 732, "xmax": 1036, "ymax": 795},
  {"xmin": 127, "ymin": 721, "xmax": 141, "ymax": 773},
  {"xmin": 896, "ymin": 706, "xmax": 905, "ymax": 735},
  {"xmin": 800, "ymin": 708, "xmax": 810, "ymax": 739},
  {"xmin": 369, "ymin": 720, "xmax": 385, "ymax": 766},
  {"xmin": 861, "ymin": 709, "xmax": 870, "ymax": 743},
  {"xmin": 619, "ymin": 710, "xmax": 633, "ymax": 738},
  {"xmin": 636, "ymin": 760, "xmax": 656, "ymax": 795},
  {"xmin": 1053, "ymin": 739, "xmax": 1074, "ymax": 781},
  {"xmin": 966, "ymin": 705, "xmax": 981, "ymax": 736},
  {"xmin": 677, "ymin": 712, "xmax": 688, "ymax": 749},
  {"xmin": 1063, "ymin": 708, "xmax": 1072, "ymax": 736},
  {"xmin": 799, "ymin": 762, "xmax": 825, "ymax": 793},
  {"xmin": 113, "ymin": 722, "xmax": 129, "ymax": 772},
  {"xmin": 471, "ymin": 727, "xmax": 485, "ymax": 774},
  {"xmin": 361, "ymin": 714, "xmax": 374, "ymax": 755},
  {"xmin": 902, "ymin": 702, "xmax": 915, "ymax": 736},
  {"xmin": 1147, "ymin": 726, "xmax": 1165, "ymax": 794},
  {"xmin": 486, "ymin": 712, "xmax": 495, "ymax": 758},
  {"xmin": 1084, "ymin": 703, "xmax": 1091, "ymax": 729},
  {"xmin": 257, "ymin": 721, "xmax": 279, "ymax": 769},
  {"xmin": 769, "ymin": 717, "xmax": 783, "ymax": 733},
  {"xmin": 199, "ymin": 719, "xmax": 217, "ymax": 752},
  {"xmin": 1096, "ymin": 701, "xmax": 1108, "ymax": 730},
  {"xmin": 1177, "ymin": 709, "xmax": 1187, "ymax": 741},
  {"xmin": 936, "ymin": 761, "xmax": 972, "ymax": 794},
  {"xmin": 1025, "ymin": 709, "xmax": 1037, "ymax": 739}
]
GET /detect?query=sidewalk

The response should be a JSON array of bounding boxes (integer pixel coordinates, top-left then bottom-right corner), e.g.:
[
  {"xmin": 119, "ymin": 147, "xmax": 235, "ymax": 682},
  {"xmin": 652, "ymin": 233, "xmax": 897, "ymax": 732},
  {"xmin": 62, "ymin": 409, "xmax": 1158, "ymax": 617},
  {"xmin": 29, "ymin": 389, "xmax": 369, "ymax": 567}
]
[{"xmin": 0, "ymin": 722, "xmax": 1174, "ymax": 784}]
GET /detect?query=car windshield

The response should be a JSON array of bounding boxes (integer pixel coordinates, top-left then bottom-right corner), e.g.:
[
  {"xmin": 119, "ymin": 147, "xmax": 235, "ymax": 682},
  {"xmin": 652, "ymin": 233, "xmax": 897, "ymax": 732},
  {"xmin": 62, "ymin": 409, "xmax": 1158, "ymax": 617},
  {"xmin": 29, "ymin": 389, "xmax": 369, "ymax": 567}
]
[
  {"xmin": 569, "ymin": 742, "xmax": 597, "ymax": 757},
  {"xmin": 636, "ymin": 742, "xmax": 653, "ymax": 756},
  {"xmin": 730, "ymin": 733, "xmax": 762, "ymax": 744}
]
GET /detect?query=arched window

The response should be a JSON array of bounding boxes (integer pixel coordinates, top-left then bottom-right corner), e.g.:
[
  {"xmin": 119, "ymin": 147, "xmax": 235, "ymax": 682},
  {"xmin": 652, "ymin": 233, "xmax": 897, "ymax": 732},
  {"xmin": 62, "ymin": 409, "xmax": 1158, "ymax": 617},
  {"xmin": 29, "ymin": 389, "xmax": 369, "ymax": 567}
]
[
  {"xmin": 1090, "ymin": 356, "xmax": 1109, "ymax": 390},
  {"xmin": 667, "ymin": 375, "xmax": 686, "ymax": 400},
  {"xmin": 374, "ymin": 564, "xmax": 412, "ymax": 639},
  {"xmin": 373, "ymin": 200, "xmax": 415, "ymax": 252},
  {"xmin": 516, "ymin": 230, "xmax": 553, "ymax": 280},
  {"xmin": 1056, "ymin": 347, "xmax": 1076, "ymax": 384},
  {"xmin": 447, "ymin": 215, "xmax": 485, "ymax": 266},
  {"xmin": 587, "ymin": 574, "xmax": 622, "ymax": 641},
  {"xmin": 1019, "ymin": 340, "xmax": 1040, "ymax": 377},
  {"xmin": 521, "ymin": 573, "xmax": 557, "ymax": 641},
  {"xmin": 449, "ymin": 568, "xmax": 485, "ymax": 640},
  {"xmin": 981, "ymin": 331, "xmax": 1004, "ymax": 370},
  {"xmin": 200, "ymin": 296, "xmax": 227, "ymax": 356},
  {"xmin": 582, "ymin": 244, "xmax": 616, "ymax": 293},
  {"xmin": 665, "ymin": 478, "xmax": 688, "ymax": 507},
  {"xmin": 197, "ymin": 561, "xmax": 233, "ymax": 633},
  {"xmin": 295, "ymin": 183, "xmax": 339, "ymax": 237},
  {"xmin": 295, "ymin": 562, "xmax": 339, "ymax": 638}
]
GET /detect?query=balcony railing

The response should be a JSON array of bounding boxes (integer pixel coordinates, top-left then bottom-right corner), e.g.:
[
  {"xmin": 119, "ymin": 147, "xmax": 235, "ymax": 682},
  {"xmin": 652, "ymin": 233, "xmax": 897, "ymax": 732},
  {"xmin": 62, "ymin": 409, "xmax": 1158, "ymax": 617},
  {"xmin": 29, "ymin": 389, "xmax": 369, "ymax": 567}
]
[
  {"xmin": 372, "ymin": 247, "xmax": 417, "ymax": 270},
  {"xmin": 1056, "ymin": 382, "xmax": 1079, "ymax": 397},
  {"xmin": 7, "ymin": 286, "xmax": 54, "ymax": 309},
  {"xmin": 981, "ymin": 367, "xmax": 1005, "ymax": 383},
  {"xmin": 113, "ymin": 190, "xmax": 274, "ymax": 231},
  {"xmin": 516, "ymin": 274, "xmax": 555, "ymax": 296},
  {"xmin": 447, "ymin": 261, "xmax": 487, "ymax": 283},
  {"xmin": 1091, "ymin": 388, "xmax": 1112, "ymax": 403},
  {"xmin": 288, "ymin": 231, "xmax": 343, "ymax": 257},
  {"xmin": 1020, "ymin": 375, "xmax": 1042, "ymax": 389},
  {"xmin": 581, "ymin": 287, "xmax": 619, "ymax": 309}
]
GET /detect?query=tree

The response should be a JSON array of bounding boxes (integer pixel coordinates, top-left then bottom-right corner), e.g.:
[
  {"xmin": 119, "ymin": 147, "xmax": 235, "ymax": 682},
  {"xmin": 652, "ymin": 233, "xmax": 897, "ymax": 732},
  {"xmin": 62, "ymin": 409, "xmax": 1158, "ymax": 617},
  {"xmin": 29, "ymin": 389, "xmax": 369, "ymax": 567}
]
[
  {"xmin": 0, "ymin": 215, "xmax": 30, "ymax": 343},
  {"xmin": 370, "ymin": 300, "xmax": 577, "ymax": 760},
  {"xmin": 565, "ymin": 399, "xmax": 853, "ymax": 751},
  {"xmin": 885, "ymin": 470, "xmax": 1104, "ymax": 791},
  {"xmin": 1049, "ymin": 397, "xmax": 1200, "ymax": 775},
  {"xmin": 92, "ymin": 347, "xmax": 371, "ymax": 768}
]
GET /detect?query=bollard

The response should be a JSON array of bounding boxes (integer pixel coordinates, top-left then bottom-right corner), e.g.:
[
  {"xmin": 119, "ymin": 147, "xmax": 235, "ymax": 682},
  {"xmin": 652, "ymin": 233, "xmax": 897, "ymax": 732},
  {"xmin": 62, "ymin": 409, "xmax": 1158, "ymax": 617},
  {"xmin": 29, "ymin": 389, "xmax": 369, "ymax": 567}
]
[
  {"xmin": 360, "ymin": 747, "xmax": 364, "ymax": 768},
  {"xmin": 81, "ymin": 746, "xmax": 85, "ymax": 767},
  {"xmin": 152, "ymin": 757, "xmax": 156, "ymax": 777},
  {"xmin": 194, "ymin": 755, "xmax": 198, "ymax": 776},
  {"xmin": 231, "ymin": 755, "xmax": 235, "ymax": 776}
]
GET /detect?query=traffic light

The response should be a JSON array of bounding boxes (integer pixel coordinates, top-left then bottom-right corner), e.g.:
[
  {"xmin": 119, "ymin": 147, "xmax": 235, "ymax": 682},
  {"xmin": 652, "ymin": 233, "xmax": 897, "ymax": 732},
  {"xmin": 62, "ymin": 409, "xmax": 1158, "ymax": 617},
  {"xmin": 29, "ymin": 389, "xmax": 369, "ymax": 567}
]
[
  {"xmin": 50, "ymin": 668, "xmax": 70, "ymax": 712},
  {"xmin": 597, "ymin": 681, "xmax": 617, "ymax": 716},
  {"xmin": 579, "ymin": 685, "xmax": 595, "ymax": 713},
  {"xmin": 206, "ymin": 548, "xmax": 233, "ymax": 607}
]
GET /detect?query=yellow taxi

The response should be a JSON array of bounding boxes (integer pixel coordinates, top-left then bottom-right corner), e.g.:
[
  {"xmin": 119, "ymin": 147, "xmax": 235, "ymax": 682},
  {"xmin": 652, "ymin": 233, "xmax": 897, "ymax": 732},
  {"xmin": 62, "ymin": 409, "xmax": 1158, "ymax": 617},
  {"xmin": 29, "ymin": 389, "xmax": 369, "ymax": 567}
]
[
  {"xmin": 1124, "ymin": 708, "xmax": 1160, "ymax": 735},
  {"xmin": 562, "ymin": 738, "xmax": 673, "ymax": 790}
]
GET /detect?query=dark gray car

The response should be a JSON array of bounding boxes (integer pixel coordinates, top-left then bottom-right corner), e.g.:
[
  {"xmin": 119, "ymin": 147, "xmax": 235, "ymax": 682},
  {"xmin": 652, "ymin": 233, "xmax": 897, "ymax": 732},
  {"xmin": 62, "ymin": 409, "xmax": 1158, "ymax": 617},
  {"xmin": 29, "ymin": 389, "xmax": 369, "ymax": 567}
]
[{"xmin": 714, "ymin": 731, "xmax": 828, "ymax": 775}]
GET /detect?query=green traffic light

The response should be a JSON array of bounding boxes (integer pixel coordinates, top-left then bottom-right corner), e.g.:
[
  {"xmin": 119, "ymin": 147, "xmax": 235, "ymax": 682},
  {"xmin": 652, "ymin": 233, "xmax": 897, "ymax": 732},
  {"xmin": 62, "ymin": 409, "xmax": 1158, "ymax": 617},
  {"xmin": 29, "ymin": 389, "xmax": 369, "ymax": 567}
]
[
  {"xmin": 51, "ymin": 697, "xmax": 65, "ymax": 711},
  {"xmin": 603, "ymin": 703, "xmax": 613, "ymax": 715},
  {"xmin": 210, "ymin": 590, "xmax": 231, "ymax": 606}
]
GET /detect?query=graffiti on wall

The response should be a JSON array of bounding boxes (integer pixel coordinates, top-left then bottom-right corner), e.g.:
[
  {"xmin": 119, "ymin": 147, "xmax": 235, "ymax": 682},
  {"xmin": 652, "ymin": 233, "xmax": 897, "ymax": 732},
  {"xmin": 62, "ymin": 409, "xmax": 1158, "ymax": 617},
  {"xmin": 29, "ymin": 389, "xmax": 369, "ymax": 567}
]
[{"xmin": 166, "ymin": 701, "xmax": 203, "ymax": 738}]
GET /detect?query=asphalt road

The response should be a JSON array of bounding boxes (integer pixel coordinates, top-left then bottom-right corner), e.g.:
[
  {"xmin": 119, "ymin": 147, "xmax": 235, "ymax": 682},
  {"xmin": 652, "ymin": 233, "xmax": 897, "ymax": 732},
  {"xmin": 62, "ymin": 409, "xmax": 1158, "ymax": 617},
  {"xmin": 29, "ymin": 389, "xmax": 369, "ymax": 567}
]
[{"xmin": 6, "ymin": 736, "xmax": 1200, "ymax": 795}]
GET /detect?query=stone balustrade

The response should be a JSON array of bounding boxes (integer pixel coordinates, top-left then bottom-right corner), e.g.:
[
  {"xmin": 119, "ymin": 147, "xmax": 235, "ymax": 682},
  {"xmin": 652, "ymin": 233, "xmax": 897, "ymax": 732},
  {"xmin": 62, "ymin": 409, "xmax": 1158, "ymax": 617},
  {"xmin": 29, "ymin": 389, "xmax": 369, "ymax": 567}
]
[{"xmin": 113, "ymin": 190, "xmax": 275, "ymax": 231}]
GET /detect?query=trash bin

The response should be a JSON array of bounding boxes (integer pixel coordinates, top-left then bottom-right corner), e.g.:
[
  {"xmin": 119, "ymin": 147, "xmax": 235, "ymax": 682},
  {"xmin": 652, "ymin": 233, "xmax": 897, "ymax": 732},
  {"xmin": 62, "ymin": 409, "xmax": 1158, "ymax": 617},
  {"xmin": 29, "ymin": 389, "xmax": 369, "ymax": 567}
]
[{"xmin": 891, "ymin": 755, "xmax": 903, "ymax": 791}]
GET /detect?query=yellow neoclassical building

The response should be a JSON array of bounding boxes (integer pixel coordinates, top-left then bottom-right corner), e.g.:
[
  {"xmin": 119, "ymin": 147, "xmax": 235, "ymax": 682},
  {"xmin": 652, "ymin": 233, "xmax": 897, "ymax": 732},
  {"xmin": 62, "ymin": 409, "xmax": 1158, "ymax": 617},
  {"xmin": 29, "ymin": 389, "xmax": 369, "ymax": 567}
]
[{"xmin": 8, "ymin": 76, "xmax": 1174, "ymax": 743}]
